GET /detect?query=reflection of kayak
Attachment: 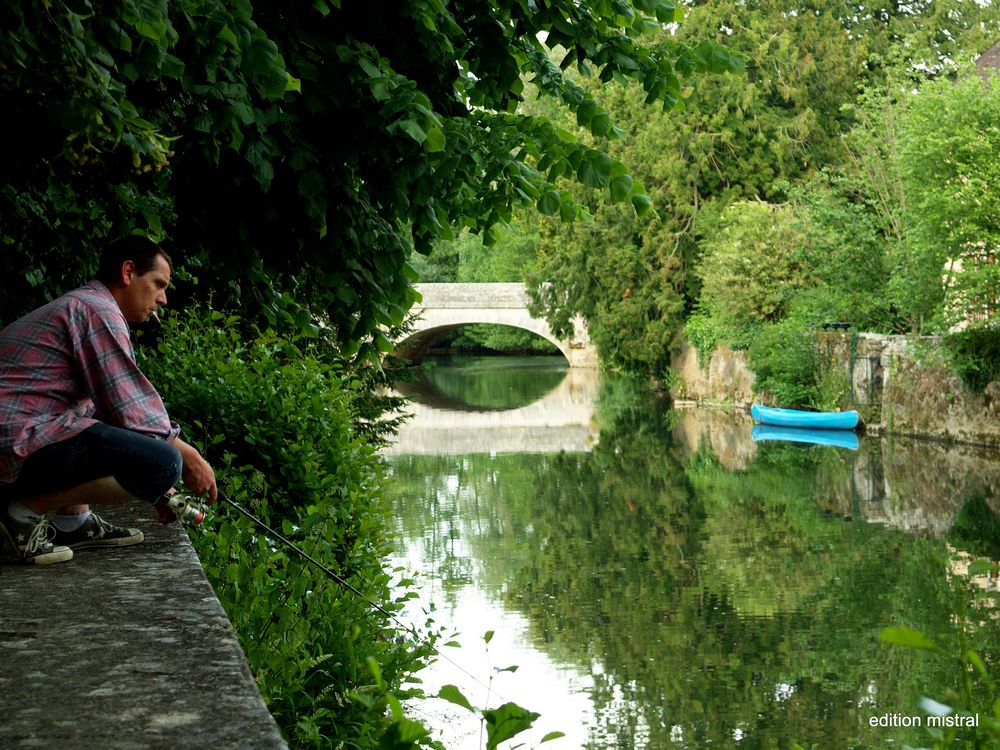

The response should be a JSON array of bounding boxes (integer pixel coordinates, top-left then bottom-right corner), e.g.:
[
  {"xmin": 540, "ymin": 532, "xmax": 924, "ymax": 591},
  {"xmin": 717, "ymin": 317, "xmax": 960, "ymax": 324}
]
[
  {"xmin": 751, "ymin": 403, "xmax": 859, "ymax": 431},
  {"xmin": 752, "ymin": 425, "xmax": 859, "ymax": 450}
]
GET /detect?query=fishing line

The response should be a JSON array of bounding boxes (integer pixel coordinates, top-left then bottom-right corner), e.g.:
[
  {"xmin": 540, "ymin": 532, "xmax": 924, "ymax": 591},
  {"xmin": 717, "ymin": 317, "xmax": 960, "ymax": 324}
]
[{"xmin": 217, "ymin": 491, "xmax": 510, "ymax": 704}]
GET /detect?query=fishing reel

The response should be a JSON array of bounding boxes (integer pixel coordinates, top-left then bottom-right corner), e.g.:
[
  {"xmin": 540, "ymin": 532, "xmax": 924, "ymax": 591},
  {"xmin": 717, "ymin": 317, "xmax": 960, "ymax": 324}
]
[{"xmin": 164, "ymin": 493, "xmax": 208, "ymax": 526}]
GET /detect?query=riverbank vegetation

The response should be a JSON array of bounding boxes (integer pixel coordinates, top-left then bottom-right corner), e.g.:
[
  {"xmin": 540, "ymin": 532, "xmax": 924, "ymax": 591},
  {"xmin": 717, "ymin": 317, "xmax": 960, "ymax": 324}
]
[
  {"xmin": 1, "ymin": 0, "xmax": 745, "ymax": 746},
  {"xmin": 422, "ymin": 0, "xmax": 1000, "ymax": 405}
]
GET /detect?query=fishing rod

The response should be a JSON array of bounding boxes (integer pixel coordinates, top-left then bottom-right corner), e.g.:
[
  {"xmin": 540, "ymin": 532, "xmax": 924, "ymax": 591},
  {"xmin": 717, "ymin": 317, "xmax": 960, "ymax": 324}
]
[
  {"xmin": 217, "ymin": 491, "xmax": 402, "ymax": 623},
  {"xmin": 174, "ymin": 490, "xmax": 508, "ymax": 702}
]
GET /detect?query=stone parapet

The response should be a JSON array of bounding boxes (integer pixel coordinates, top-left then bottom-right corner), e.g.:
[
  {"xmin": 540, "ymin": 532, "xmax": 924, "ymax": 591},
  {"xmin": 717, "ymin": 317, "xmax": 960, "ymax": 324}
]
[
  {"xmin": 398, "ymin": 283, "xmax": 599, "ymax": 368},
  {"xmin": 0, "ymin": 504, "xmax": 287, "ymax": 750}
]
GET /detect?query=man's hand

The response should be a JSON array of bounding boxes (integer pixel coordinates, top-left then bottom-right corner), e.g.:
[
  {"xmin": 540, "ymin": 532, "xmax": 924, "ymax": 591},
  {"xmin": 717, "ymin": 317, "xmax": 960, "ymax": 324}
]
[{"xmin": 171, "ymin": 437, "xmax": 218, "ymax": 503}]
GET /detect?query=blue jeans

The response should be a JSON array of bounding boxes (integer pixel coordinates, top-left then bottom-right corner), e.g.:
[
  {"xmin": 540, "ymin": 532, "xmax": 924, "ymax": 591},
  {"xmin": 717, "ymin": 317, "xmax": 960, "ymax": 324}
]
[{"xmin": 1, "ymin": 423, "xmax": 182, "ymax": 504}]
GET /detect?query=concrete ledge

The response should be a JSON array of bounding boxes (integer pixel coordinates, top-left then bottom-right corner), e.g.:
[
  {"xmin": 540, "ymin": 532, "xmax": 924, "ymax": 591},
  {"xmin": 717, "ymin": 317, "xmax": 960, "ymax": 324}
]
[{"xmin": 0, "ymin": 503, "xmax": 287, "ymax": 750}]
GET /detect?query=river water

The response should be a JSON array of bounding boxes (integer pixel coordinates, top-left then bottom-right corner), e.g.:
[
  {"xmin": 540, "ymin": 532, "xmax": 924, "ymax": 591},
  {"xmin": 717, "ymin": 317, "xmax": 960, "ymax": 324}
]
[{"xmin": 383, "ymin": 355, "xmax": 1000, "ymax": 750}]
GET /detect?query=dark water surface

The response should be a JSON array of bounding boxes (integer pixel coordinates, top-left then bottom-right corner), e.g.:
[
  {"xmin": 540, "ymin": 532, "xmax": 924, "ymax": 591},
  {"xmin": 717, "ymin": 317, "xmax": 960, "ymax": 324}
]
[{"xmin": 384, "ymin": 356, "xmax": 1000, "ymax": 749}]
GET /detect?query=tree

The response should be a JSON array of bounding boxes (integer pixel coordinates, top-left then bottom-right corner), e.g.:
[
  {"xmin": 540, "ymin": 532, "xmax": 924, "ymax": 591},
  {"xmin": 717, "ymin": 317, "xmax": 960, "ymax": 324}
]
[
  {"xmin": 695, "ymin": 200, "xmax": 817, "ymax": 329},
  {"xmin": 0, "ymin": 0, "xmax": 741, "ymax": 362},
  {"xmin": 526, "ymin": 0, "xmax": 868, "ymax": 376},
  {"xmin": 895, "ymin": 73, "xmax": 1000, "ymax": 332}
]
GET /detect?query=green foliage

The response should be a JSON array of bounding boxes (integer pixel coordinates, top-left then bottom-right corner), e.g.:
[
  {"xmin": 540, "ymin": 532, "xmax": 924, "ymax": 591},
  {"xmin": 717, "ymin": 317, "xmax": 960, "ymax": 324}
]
[
  {"xmin": 942, "ymin": 328, "xmax": 1000, "ymax": 394},
  {"xmin": 746, "ymin": 319, "xmax": 820, "ymax": 408},
  {"xmin": 527, "ymin": 0, "xmax": 866, "ymax": 376},
  {"xmin": 139, "ymin": 308, "xmax": 432, "ymax": 748},
  {"xmin": 528, "ymin": 200, "xmax": 688, "ymax": 377},
  {"xmin": 896, "ymin": 74, "xmax": 1000, "ymax": 333},
  {"xmin": 783, "ymin": 175, "xmax": 900, "ymax": 332},
  {"xmin": 523, "ymin": 0, "xmax": 1000, "ymax": 382},
  {"xmin": 682, "ymin": 312, "xmax": 725, "ymax": 368},
  {"xmin": 696, "ymin": 200, "xmax": 816, "ymax": 327},
  {"xmin": 1, "ymin": 0, "xmax": 740, "ymax": 360}
]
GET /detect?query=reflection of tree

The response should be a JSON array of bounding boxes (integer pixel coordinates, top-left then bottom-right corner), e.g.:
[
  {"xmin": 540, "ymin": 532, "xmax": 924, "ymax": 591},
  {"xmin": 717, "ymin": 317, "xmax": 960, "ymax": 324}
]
[
  {"xmin": 386, "ymin": 378, "xmax": 990, "ymax": 749},
  {"xmin": 401, "ymin": 355, "xmax": 568, "ymax": 411},
  {"xmin": 689, "ymin": 445, "xmax": 835, "ymax": 617},
  {"xmin": 950, "ymin": 494, "xmax": 1000, "ymax": 563},
  {"xmin": 485, "ymin": 405, "xmax": 958, "ymax": 748}
]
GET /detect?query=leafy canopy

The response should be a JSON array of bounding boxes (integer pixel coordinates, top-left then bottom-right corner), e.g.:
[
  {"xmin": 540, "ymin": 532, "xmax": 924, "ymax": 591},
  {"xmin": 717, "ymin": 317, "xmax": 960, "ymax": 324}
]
[{"xmin": 0, "ymin": 0, "xmax": 742, "ymax": 362}]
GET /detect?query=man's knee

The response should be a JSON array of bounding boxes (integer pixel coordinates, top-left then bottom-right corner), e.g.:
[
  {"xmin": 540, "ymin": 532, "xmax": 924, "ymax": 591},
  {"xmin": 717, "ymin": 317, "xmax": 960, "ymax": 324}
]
[{"xmin": 137, "ymin": 441, "xmax": 182, "ymax": 501}]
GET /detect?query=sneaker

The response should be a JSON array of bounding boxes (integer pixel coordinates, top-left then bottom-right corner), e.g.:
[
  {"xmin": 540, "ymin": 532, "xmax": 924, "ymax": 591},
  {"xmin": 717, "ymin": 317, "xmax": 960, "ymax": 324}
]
[
  {"xmin": 0, "ymin": 508, "xmax": 74, "ymax": 565},
  {"xmin": 52, "ymin": 512, "xmax": 144, "ymax": 550}
]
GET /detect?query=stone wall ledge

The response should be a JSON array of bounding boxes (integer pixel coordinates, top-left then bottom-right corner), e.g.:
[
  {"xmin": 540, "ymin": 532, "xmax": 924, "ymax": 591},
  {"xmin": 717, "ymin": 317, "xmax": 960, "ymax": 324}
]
[{"xmin": 0, "ymin": 503, "xmax": 287, "ymax": 750}]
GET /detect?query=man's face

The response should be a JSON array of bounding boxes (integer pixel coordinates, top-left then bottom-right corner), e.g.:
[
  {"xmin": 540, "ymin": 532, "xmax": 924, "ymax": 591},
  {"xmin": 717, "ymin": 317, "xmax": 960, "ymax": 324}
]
[{"xmin": 119, "ymin": 254, "xmax": 171, "ymax": 323}]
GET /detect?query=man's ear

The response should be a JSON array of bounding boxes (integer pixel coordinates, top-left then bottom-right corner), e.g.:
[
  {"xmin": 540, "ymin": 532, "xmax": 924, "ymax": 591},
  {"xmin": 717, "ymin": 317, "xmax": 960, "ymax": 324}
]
[{"xmin": 119, "ymin": 259, "xmax": 136, "ymax": 286}]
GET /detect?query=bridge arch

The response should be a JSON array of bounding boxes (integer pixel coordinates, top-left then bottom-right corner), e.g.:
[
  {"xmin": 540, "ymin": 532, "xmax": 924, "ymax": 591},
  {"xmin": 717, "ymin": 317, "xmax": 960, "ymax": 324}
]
[{"xmin": 393, "ymin": 283, "xmax": 597, "ymax": 368}]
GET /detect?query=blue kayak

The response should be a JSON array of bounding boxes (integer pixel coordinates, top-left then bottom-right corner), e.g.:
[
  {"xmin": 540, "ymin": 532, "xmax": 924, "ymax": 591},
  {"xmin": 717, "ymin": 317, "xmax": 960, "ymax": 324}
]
[
  {"xmin": 752, "ymin": 425, "xmax": 859, "ymax": 450},
  {"xmin": 751, "ymin": 403, "xmax": 859, "ymax": 431}
]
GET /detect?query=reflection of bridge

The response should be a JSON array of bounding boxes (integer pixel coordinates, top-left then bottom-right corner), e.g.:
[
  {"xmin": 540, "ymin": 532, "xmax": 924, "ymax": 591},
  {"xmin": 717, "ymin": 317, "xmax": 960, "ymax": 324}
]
[
  {"xmin": 382, "ymin": 368, "xmax": 601, "ymax": 455},
  {"xmin": 393, "ymin": 283, "xmax": 598, "ymax": 368}
]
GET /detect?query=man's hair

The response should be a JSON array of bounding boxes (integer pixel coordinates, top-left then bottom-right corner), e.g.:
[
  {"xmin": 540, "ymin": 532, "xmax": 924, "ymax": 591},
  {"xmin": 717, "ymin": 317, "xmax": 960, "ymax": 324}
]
[{"xmin": 96, "ymin": 236, "xmax": 173, "ymax": 284}]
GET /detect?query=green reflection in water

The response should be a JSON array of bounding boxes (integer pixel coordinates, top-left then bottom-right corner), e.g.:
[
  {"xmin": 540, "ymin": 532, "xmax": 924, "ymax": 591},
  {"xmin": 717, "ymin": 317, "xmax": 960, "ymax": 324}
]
[
  {"xmin": 398, "ymin": 354, "xmax": 567, "ymax": 411},
  {"xmin": 387, "ymin": 364, "xmax": 1000, "ymax": 750}
]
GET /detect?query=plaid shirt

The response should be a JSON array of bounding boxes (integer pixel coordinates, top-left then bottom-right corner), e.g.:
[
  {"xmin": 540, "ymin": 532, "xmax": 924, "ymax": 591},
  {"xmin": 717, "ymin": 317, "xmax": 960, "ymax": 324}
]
[{"xmin": 0, "ymin": 281, "xmax": 180, "ymax": 485}]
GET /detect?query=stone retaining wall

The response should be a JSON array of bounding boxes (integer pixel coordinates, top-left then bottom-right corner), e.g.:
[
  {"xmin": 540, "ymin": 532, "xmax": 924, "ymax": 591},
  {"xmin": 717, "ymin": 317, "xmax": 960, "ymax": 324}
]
[{"xmin": 673, "ymin": 334, "xmax": 1000, "ymax": 449}]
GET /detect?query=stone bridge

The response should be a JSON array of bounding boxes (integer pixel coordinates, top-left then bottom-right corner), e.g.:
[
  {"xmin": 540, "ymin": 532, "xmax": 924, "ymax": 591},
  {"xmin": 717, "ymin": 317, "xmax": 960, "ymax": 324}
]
[{"xmin": 394, "ymin": 283, "xmax": 598, "ymax": 367}]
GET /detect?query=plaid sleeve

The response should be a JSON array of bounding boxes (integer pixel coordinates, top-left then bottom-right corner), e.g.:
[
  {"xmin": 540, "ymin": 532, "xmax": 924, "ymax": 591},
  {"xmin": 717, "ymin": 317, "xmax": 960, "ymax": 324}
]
[{"xmin": 67, "ymin": 297, "xmax": 180, "ymax": 442}]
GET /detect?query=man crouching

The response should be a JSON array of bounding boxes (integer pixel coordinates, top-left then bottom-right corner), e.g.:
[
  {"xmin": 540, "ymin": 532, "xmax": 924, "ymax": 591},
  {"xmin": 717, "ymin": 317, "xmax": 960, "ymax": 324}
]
[{"xmin": 0, "ymin": 236, "xmax": 217, "ymax": 564}]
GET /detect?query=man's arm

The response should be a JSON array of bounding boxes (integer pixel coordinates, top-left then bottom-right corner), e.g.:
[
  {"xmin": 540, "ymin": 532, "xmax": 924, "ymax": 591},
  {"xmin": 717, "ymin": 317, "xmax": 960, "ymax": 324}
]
[{"xmin": 171, "ymin": 436, "xmax": 218, "ymax": 502}]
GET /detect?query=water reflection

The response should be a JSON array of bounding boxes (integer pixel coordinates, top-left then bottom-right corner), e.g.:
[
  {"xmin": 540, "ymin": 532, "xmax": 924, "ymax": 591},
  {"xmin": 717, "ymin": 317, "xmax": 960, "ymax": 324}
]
[
  {"xmin": 397, "ymin": 355, "xmax": 570, "ymax": 411},
  {"xmin": 384, "ymin": 356, "xmax": 600, "ymax": 456},
  {"xmin": 385, "ymin": 359, "xmax": 1000, "ymax": 749}
]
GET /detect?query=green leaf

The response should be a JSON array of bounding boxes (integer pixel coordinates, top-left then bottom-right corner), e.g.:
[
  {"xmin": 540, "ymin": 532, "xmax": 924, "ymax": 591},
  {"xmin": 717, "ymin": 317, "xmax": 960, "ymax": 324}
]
[
  {"xmin": 537, "ymin": 189, "xmax": 561, "ymax": 215},
  {"xmin": 967, "ymin": 560, "xmax": 997, "ymax": 577},
  {"xmin": 161, "ymin": 54, "xmax": 185, "ymax": 78},
  {"xmin": 483, "ymin": 702, "xmax": 540, "ymax": 750},
  {"xmin": 379, "ymin": 716, "xmax": 431, "ymax": 748},
  {"xmin": 880, "ymin": 626, "xmax": 942, "ymax": 652},
  {"xmin": 245, "ymin": 38, "xmax": 280, "ymax": 76},
  {"xmin": 397, "ymin": 119, "xmax": 426, "ymax": 144},
  {"xmin": 541, "ymin": 731, "xmax": 567, "ymax": 743},
  {"xmin": 217, "ymin": 25, "xmax": 239, "ymax": 48},
  {"xmin": 483, "ymin": 629, "xmax": 495, "ymax": 644},
  {"xmin": 578, "ymin": 154, "xmax": 612, "ymax": 188},
  {"xmin": 438, "ymin": 684, "xmax": 475, "ymax": 712},
  {"xmin": 609, "ymin": 173, "xmax": 633, "ymax": 202},
  {"xmin": 576, "ymin": 99, "xmax": 599, "ymax": 128},
  {"xmin": 590, "ymin": 111, "xmax": 612, "ymax": 137},
  {"xmin": 424, "ymin": 127, "xmax": 446, "ymax": 152},
  {"xmin": 631, "ymin": 192, "xmax": 653, "ymax": 216}
]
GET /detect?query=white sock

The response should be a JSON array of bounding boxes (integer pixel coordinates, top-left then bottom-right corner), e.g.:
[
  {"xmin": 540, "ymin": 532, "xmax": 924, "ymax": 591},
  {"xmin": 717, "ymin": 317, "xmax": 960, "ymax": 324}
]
[
  {"xmin": 8, "ymin": 502, "xmax": 43, "ymax": 524},
  {"xmin": 54, "ymin": 511, "xmax": 92, "ymax": 532}
]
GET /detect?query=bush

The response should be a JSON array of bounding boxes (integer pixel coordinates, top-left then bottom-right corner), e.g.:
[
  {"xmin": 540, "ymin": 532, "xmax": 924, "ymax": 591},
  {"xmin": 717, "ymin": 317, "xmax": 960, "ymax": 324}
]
[
  {"xmin": 139, "ymin": 308, "xmax": 433, "ymax": 749},
  {"xmin": 943, "ymin": 327, "xmax": 1000, "ymax": 395},
  {"xmin": 747, "ymin": 319, "xmax": 819, "ymax": 408}
]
